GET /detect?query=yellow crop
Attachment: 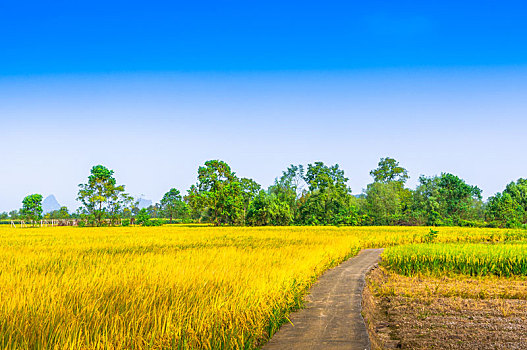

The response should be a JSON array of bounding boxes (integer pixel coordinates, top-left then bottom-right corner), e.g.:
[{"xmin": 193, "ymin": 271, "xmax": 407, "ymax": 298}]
[
  {"xmin": 383, "ymin": 242, "xmax": 527, "ymax": 277},
  {"xmin": 0, "ymin": 225, "xmax": 526, "ymax": 349}
]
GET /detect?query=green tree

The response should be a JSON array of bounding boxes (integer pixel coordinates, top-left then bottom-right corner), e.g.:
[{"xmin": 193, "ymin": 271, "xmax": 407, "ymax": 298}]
[
  {"xmin": 146, "ymin": 203, "xmax": 164, "ymax": 219},
  {"xmin": 186, "ymin": 160, "xmax": 244, "ymax": 225},
  {"xmin": 57, "ymin": 206, "xmax": 70, "ymax": 219},
  {"xmin": 268, "ymin": 164, "xmax": 304, "ymax": 222},
  {"xmin": 185, "ymin": 184, "xmax": 207, "ymax": 222},
  {"xmin": 370, "ymin": 157, "xmax": 409, "ymax": 184},
  {"xmin": 246, "ymin": 190, "xmax": 293, "ymax": 226},
  {"xmin": 21, "ymin": 194, "xmax": 43, "ymax": 225},
  {"xmin": 77, "ymin": 165, "xmax": 132, "ymax": 226},
  {"xmin": 438, "ymin": 173, "xmax": 482, "ymax": 223},
  {"xmin": 45, "ymin": 206, "xmax": 70, "ymax": 220},
  {"xmin": 298, "ymin": 162, "xmax": 359, "ymax": 225},
  {"xmin": 135, "ymin": 208, "xmax": 151, "ymax": 226},
  {"xmin": 368, "ymin": 157, "xmax": 413, "ymax": 224},
  {"xmin": 365, "ymin": 182, "xmax": 402, "ymax": 225},
  {"xmin": 161, "ymin": 188, "xmax": 188, "ymax": 223},
  {"xmin": 411, "ymin": 175, "xmax": 440, "ymax": 225},
  {"xmin": 303, "ymin": 162, "xmax": 348, "ymax": 193},
  {"xmin": 239, "ymin": 178, "xmax": 261, "ymax": 224},
  {"xmin": 486, "ymin": 179, "xmax": 527, "ymax": 227},
  {"xmin": 412, "ymin": 173, "xmax": 482, "ymax": 226}
]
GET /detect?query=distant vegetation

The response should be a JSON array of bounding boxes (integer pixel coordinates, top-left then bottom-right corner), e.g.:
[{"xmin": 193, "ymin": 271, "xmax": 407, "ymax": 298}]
[{"xmin": 2, "ymin": 157, "xmax": 527, "ymax": 228}]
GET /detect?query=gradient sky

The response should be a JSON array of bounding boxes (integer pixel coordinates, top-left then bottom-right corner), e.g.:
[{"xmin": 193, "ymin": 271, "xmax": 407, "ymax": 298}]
[{"xmin": 1, "ymin": 1, "xmax": 527, "ymax": 211}]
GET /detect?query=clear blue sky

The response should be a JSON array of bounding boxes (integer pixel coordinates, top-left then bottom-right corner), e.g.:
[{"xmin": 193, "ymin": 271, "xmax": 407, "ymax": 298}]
[{"xmin": 1, "ymin": 1, "xmax": 527, "ymax": 211}]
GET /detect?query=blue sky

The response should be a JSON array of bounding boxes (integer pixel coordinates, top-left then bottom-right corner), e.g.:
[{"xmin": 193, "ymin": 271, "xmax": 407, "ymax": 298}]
[
  {"xmin": 1, "ymin": 1, "xmax": 527, "ymax": 211},
  {"xmin": 2, "ymin": 1, "xmax": 527, "ymax": 73}
]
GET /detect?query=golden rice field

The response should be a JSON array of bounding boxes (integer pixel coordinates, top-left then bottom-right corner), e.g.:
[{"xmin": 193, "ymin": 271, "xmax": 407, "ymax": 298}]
[
  {"xmin": 1, "ymin": 225, "xmax": 527, "ymax": 349},
  {"xmin": 383, "ymin": 241, "xmax": 527, "ymax": 277}
]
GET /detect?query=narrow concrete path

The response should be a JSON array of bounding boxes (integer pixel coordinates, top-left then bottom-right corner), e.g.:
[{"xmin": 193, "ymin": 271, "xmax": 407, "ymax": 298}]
[{"xmin": 263, "ymin": 249, "xmax": 383, "ymax": 350}]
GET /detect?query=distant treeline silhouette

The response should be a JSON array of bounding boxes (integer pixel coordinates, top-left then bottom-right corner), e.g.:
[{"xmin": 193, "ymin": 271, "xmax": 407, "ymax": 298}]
[{"xmin": 3, "ymin": 157, "xmax": 526, "ymax": 228}]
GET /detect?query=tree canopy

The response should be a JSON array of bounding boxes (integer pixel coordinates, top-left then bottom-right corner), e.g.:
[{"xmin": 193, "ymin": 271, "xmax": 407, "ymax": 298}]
[
  {"xmin": 160, "ymin": 188, "xmax": 188, "ymax": 223},
  {"xmin": 412, "ymin": 173, "xmax": 482, "ymax": 226},
  {"xmin": 77, "ymin": 165, "xmax": 133, "ymax": 226},
  {"xmin": 21, "ymin": 194, "xmax": 43, "ymax": 224},
  {"xmin": 370, "ymin": 157, "xmax": 409, "ymax": 184},
  {"xmin": 298, "ymin": 162, "xmax": 358, "ymax": 225},
  {"xmin": 186, "ymin": 160, "xmax": 245, "ymax": 225},
  {"xmin": 486, "ymin": 179, "xmax": 527, "ymax": 227},
  {"xmin": 10, "ymin": 157, "xmax": 527, "ymax": 229}
]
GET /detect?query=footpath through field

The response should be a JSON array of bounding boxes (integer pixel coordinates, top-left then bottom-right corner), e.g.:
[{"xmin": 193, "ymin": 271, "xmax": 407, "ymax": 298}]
[{"xmin": 263, "ymin": 249, "xmax": 383, "ymax": 350}]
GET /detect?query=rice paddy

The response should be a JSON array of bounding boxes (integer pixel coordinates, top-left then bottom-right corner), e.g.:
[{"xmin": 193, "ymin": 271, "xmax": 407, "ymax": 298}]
[
  {"xmin": 383, "ymin": 242, "xmax": 527, "ymax": 277},
  {"xmin": 1, "ymin": 226, "xmax": 526, "ymax": 349}
]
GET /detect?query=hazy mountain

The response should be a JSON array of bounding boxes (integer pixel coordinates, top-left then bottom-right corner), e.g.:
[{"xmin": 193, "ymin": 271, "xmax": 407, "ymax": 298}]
[
  {"xmin": 137, "ymin": 198, "xmax": 152, "ymax": 209},
  {"xmin": 42, "ymin": 195, "xmax": 61, "ymax": 213}
]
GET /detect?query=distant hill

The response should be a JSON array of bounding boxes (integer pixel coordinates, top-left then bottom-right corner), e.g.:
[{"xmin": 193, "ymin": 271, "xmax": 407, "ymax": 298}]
[
  {"xmin": 42, "ymin": 195, "xmax": 61, "ymax": 213},
  {"xmin": 137, "ymin": 198, "xmax": 152, "ymax": 209}
]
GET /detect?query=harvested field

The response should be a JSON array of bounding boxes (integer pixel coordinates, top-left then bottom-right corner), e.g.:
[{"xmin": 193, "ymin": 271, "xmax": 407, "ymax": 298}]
[{"xmin": 363, "ymin": 266, "xmax": 527, "ymax": 349}]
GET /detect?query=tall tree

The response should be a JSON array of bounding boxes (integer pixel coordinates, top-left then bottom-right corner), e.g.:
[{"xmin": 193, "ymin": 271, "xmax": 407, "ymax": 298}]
[
  {"xmin": 186, "ymin": 160, "xmax": 244, "ymax": 225},
  {"xmin": 438, "ymin": 173, "xmax": 482, "ymax": 221},
  {"xmin": 77, "ymin": 165, "xmax": 131, "ymax": 226},
  {"xmin": 298, "ymin": 162, "xmax": 358, "ymax": 225},
  {"xmin": 146, "ymin": 203, "xmax": 164, "ymax": 219},
  {"xmin": 365, "ymin": 182, "xmax": 402, "ymax": 225},
  {"xmin": 413, "ymin": 173, "xmax": 482, "ymax": 226},
  {"xmin": 268, "ymin": 164, "xmax": 304, "ymax": 221},
  {"xmin": 239, "ymin": 178, "xmax": 261, "ymax": 224},
  {"xmin": 21, "ymin": 194, "xmax": 43, "ymax": 225},
  {"xmin": 246, "ymin": 190, "xmax": 292, "ymax": 226},
  {"xmin": 185, "ymin": 184, "xmax": 206, "ymax": 222},
  {"xmin": 486, "ymin": 179, "xmax": 527, "ymax": 227},
  {"xmin": 160, "ymin": 188, "xmax": 188, "ymax": 223},
  {"xmin": 367, "ymin": 157, "xmax": 412, "ymax": 224},
  {"xmin": 370, "ymin": 157, "xmax": 409, "ymax": 184}
]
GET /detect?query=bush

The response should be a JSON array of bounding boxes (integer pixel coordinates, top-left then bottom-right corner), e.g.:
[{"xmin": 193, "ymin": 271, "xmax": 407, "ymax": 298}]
[
  {"xmin": 135, "ymin": 209, "xmax": 164, "ymax": 227},
  {"xmin": 458, "ymin": 219, "xmax": 484, "ymax": 228},
  {"xmin": 149, "ymin": 219, "xmax": 163, "ymax": 226},
  {"xmin": 135, "ymin": 209, "xmax": 150, "ymax": 226},
  {"xmin": 423, "ymin": 228, "xmax": 438, "ymax": 243}
]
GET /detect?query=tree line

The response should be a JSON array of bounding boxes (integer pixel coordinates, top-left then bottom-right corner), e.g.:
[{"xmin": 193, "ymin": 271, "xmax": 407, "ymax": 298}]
[{"xmin": 3, "ymin": 158, "xmax": 527, "ymax": 228}]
